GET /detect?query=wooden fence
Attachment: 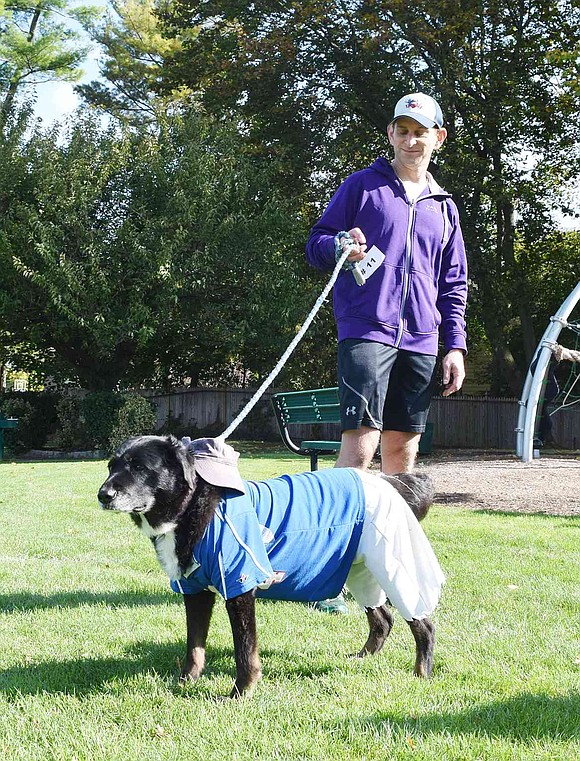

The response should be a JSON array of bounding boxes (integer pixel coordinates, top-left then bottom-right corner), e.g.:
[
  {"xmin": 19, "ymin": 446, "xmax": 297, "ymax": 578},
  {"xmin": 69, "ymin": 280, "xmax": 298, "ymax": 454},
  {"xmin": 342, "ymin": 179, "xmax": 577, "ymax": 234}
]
[{"xmin": 143, "ymin": 388, "xmax": 580, "ymax": 451}]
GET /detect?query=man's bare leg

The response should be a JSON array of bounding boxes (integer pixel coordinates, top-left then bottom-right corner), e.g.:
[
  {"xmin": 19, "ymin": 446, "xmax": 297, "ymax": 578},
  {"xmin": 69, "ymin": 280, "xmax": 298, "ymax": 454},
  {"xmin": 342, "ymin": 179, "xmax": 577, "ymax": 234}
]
[
  {"xmin": 335, "ymin": 427, "xmax": 381, "ymax": 470},
  {"xmin": 381, "ymin": 430, "xmax": 421, "ymax": 474}
]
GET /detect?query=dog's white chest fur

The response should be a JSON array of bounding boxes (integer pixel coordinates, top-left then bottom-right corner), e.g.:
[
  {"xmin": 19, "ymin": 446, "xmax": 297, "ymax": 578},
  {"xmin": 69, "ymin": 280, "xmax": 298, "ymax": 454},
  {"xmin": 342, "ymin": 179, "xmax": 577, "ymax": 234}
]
[{"xmin": 139, "ymin": 516, "xmax": 180, "ymax": 580}]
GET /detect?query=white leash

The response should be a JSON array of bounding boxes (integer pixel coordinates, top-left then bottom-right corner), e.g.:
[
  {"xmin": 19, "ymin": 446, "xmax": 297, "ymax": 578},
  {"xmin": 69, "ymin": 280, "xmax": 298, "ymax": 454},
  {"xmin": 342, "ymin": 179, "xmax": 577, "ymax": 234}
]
[{"xmin": 220, "ymin": 248, "xmax": 353, "ymax": 440}]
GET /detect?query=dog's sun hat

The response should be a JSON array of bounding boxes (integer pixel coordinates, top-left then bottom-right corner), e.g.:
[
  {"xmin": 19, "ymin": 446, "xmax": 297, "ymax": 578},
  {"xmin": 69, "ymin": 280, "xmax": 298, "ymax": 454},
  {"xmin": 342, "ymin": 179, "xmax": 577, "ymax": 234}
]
[
  {"xmin": 390, "ymin": 93, "xmax": 443, "ymax": 129},
  {"xmin": 182, "ymin": 436, "xmax": 246, "ymax": 494}
]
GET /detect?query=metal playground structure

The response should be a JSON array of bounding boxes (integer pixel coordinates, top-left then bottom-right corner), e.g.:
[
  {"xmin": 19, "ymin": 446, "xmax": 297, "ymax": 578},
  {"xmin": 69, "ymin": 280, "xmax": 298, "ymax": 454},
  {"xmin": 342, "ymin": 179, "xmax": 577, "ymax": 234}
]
[{"xmin": 516, "ymin": 282, "xmax": 580, "ymax": 461}]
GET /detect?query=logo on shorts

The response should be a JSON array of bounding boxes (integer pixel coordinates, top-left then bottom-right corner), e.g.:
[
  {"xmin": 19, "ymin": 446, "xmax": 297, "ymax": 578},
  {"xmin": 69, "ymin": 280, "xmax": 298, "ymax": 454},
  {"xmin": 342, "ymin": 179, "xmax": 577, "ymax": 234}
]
[{"xmin": 346, "ymin": 406, "xmax": 357, "ymax": 416}]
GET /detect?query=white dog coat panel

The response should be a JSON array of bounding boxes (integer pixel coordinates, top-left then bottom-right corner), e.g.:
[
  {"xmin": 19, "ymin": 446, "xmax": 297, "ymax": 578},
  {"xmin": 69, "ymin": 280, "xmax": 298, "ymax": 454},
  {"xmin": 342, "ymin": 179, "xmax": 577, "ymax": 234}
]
[{"xmin": 345, "ymin": 470, "xmax": 445, "ymax": 620}]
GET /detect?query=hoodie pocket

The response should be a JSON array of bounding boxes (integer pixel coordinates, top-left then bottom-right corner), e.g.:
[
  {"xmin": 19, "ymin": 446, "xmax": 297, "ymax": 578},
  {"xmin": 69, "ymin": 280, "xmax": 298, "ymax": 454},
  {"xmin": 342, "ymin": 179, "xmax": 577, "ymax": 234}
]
[
  {"xmin": 404, "ymin": 270, "xmax": 440, "ymax": 334},
  {"xmin": 334, "ymin": 260, "xmax": 403, "ymax": 329}
]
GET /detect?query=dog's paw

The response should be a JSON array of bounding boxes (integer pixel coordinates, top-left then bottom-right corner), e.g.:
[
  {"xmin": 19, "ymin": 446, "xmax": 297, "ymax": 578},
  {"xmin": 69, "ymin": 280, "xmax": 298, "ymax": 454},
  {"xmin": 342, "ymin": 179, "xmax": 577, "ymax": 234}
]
[
  {"xmin": 229, "ymin": 671, "xmax": 262, "ymax": 699},
  {"xmin": 229, "ymin": 684, "xmax": 256, "ymax": 699},
  {"xmin": 178, "ymin": 671, "xmax": 202, "ymax": 686},
  {"xmin": 413, "ymin": 662, "xmax": 433, "ymax": 679}
]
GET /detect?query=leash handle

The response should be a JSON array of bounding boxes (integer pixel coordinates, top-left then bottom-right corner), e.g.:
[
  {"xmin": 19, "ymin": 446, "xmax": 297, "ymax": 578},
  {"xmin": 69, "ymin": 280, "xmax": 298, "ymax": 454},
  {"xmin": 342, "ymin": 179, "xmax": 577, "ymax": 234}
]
[{"xmin": 334, "ymin": 231, "xmax": 365, "ymax": 286}]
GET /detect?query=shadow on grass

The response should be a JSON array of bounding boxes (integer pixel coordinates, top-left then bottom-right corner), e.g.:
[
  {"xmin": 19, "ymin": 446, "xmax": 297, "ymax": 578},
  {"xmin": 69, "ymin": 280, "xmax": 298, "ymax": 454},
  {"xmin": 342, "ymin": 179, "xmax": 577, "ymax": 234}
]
[
  {"xmin": 0, "ymin": 640, "xmax": 334, "ymax": 697},
  {"xmin": 434, "ymin": 494, "xmax": 579, "ymax": 522},
  {"xmin": 0, "ymin": 589, "xmax": 173, "ymax": 613},
  {"xmin": 364, "ymin": 691, "xmax": 580, "ymax": 742},
  {"xmin": 434, "ymin": 492, "xmax": 478, "ymax": 505},
  {"xmin": 472, "ymin": 509, "xmax": 579, "ymax": 524}
]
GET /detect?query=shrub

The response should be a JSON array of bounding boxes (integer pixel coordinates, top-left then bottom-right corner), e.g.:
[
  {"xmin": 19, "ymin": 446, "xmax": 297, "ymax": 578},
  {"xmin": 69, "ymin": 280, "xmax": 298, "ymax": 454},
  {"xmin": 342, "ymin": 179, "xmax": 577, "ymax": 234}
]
[
  {"xmin": 156, "ymin": 413, "xmax": 191, "ymax": 438},
  {"xmin": 50, "ymin": 395, "xmax": 88, "ymax": 451},
  {"xmin": 0, "ymin": 391, "xmax": 60, "ymax": 452},
  {"xmin": 81, "ymin": 392, "xmax": 125, "ymax": 450},
  {"xmin": 0, "ymin": 396, "xmax": 36, "ymax": 453},
  {"xmin": 0, "ymin": 391, "xmax": 157, "ymax": 454},
  {"xmin": 157, "ymin": 413, "xmax": 222, "ymax": 439},
  {"xmin": 108, "ymin": 395, "xmax": 157, "ymax": 454}
]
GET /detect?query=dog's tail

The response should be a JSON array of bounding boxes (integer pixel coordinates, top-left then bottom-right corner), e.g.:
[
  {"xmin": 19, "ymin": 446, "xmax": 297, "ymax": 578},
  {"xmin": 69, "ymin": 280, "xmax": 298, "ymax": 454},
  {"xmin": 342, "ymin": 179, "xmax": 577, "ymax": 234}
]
[{"xmin": 381, "ymin": 473, "xmax": 434, "ymax": 522}]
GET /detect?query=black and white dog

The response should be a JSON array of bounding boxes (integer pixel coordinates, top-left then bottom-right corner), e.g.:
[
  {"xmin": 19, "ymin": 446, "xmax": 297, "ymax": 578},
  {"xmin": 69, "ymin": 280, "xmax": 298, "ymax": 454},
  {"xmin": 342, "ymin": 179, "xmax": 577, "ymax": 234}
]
[{"xmin": 98, "ymin": 435, "xmax": 443, "ymax": 698}]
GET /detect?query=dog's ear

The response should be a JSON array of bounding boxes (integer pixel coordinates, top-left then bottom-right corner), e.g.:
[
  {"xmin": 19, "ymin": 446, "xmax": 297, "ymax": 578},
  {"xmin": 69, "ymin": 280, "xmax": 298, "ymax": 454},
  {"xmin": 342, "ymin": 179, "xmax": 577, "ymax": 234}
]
[
  {"xmin": 167, "ymin": 435, "xmax": 197, "ymax": 490},
  {"xmin": 382, "ymin": 473, "xmax": 433, "ymax": 522}
]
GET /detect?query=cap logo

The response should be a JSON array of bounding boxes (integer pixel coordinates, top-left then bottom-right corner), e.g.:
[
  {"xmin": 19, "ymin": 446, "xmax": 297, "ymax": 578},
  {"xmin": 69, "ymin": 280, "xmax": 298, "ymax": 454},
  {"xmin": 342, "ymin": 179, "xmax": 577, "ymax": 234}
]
[{"xmin": 406, "ymin": 97, "xmax": 423, "ymax": 111}]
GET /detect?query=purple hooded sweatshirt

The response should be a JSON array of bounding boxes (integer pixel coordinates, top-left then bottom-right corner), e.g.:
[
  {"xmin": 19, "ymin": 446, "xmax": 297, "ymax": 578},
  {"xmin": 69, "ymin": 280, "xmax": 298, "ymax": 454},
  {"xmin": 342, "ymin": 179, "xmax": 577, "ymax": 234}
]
[{"xmin": 306, "ymin": 158, "xmax": 468, "ymax": 356}]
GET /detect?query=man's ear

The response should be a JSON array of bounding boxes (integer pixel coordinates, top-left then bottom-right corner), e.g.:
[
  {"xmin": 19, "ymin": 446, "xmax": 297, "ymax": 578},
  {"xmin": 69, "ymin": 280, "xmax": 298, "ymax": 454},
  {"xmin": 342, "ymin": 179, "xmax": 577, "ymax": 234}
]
[
  {"xmin": 435, "ymin": 127, "xmax": 447, "ymax": 149},
  {"xmin": 168, "ymin": 435, "xmax": 196, "ymax": 489}
]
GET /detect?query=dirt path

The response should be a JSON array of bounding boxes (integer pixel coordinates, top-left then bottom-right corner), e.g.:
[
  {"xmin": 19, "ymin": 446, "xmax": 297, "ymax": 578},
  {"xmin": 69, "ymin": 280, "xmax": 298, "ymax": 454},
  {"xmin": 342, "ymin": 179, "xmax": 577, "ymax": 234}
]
[{"xmin": 414, "ymin": 451, "xmax": 579, "ymax": 517}]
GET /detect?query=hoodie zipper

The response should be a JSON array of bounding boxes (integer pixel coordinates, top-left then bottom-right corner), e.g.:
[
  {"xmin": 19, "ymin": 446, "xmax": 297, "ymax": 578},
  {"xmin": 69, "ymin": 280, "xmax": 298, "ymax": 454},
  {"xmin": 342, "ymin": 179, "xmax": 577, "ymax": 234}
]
[
  {"xmin": 395, "ymin": 199, "xmax": 416, "ymax": 347},
  {"xmin": 394, "ymin": 189, "xmax": 452, "ymax": 348}
]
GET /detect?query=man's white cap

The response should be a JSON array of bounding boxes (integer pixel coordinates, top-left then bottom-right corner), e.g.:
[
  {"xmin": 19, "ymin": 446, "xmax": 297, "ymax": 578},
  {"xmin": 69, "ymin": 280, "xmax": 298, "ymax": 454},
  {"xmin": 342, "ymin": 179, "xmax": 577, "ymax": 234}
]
[{"xmin": 391, "ymin": 93, "xmax": 444, "ymax": 129}]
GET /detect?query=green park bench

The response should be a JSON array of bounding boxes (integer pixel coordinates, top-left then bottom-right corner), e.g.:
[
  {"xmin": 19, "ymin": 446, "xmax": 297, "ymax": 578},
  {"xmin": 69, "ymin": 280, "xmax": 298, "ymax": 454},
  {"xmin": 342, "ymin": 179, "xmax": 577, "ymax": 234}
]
[
  {"xmin": 271, "ymin": 387, "xmax": 433, "ymax": 471},
  {"xmin": 0, "ymin": 414, "xmax": 18, "ymax": 460}
]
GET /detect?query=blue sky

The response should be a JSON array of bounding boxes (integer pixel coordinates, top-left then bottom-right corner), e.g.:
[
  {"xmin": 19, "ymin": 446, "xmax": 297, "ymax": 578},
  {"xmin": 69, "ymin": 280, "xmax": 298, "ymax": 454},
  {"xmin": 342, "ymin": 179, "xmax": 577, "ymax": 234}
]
[
  {"xmin": 32, "ymin": 46, "xmax": 101, "ymax": 126},
  {"xmin": 30, "ymin": 2, "xmax": 104, "ymax": 127}
]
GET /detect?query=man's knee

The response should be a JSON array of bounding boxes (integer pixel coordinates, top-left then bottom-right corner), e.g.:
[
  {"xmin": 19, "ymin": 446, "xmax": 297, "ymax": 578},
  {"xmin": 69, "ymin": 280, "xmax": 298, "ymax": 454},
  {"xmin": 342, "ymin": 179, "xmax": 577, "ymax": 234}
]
[
  {"xmin": 336, "ymin": 427, "xmax": 380, "ymax": 469},
  {"xmin": 381, "ymin": 430, "xmax": 421, "ymax": 474}
]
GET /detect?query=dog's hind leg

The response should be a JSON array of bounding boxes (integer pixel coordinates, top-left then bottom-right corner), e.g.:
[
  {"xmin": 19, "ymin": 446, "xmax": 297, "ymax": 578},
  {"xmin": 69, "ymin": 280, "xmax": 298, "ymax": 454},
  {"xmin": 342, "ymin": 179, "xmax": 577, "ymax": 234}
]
[
  {"xmin": 407, "ymin": 617, "xmax": 435, "ymax": 678},
  {"xmin": 358, "ymin": 604, "xmax": 395, "ymax": 657},
  {"xmin": 180, "ymin": 590, "xmax": 216, "ymax": 683},
  {"xmin": 226, "ymin": 590, "xmax": 262, "ymax": 698}
]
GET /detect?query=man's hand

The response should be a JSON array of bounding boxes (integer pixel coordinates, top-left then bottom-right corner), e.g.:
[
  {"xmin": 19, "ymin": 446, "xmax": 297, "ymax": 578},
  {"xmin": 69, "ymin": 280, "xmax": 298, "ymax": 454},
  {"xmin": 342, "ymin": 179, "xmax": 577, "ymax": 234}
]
[
  {"xmin": 441, "ymin": 349, "xmax": 465, "ymax": 396},
  {"xmin": 346, "ymin": 227, "xmax": 367, "ymax": 261}
]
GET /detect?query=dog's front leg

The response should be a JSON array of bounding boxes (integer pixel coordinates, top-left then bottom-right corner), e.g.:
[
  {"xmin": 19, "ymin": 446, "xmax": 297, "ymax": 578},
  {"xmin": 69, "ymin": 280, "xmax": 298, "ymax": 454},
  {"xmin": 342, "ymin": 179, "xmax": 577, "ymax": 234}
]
[
  {"xmin": 407, "ymin": 617, "xmax": 435, "ymax": 678},
  {"xmin": 180, "ymin": 590, "xmax": 216, "ymax": 683},
  {"xmin": 225, "ymin": 590, "xmax": 262, "ymax": 698}
]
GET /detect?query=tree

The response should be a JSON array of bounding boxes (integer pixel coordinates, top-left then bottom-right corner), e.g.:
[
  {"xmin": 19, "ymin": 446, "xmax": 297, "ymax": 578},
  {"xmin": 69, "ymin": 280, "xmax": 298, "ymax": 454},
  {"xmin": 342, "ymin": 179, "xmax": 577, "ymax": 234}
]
[
  {"xmin": 519, "ymin": 230, "xmax": 580, "ymax": 333},
  {"xmin": 76, "ymin": 0, "xmax": 188, "ymax": 124},
  {"xmin": 0, "ymin": 0, "xmax": 96, "ymax": 120},
  {"xmin": 158, "ymin": 0, "xmax": 404, "ymax": 192},
  {"xmin": 158, "ymin": 0, "xmax": 580, "ymax": 394},
  {"xmin": 0, "ymin": 108, "xmax": 313, "ymax": 390}
]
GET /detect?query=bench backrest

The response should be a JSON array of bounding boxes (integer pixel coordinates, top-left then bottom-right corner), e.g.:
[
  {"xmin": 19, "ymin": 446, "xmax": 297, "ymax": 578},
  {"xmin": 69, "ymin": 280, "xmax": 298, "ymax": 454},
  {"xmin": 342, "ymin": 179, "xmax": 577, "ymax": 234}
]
[{"xmin": 272, "ymin": 387, "xmax": 340, "ymax": 425}]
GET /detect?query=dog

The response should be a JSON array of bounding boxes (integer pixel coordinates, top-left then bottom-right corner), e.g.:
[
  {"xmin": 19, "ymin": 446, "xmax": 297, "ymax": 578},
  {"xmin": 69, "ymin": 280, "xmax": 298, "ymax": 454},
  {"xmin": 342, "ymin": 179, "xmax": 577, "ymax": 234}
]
[{"xmin": 97, "ymin": 435, "xmax": 444, "ymax": 698}]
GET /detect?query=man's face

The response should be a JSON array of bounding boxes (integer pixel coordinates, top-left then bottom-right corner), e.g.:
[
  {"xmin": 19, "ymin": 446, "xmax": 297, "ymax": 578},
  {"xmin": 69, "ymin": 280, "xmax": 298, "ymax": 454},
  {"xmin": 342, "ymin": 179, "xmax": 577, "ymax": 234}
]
[{"xmin": 387, "ymin": 117, "xmax": 447, "ymax": 171}]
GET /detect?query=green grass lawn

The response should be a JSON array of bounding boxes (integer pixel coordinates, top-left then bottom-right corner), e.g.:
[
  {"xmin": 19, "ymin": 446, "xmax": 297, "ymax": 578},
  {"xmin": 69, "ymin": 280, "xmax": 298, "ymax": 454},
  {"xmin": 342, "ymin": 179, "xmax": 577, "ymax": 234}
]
[{"xmin": 0, "ymin": 445, "xmax": 578, "ymax": 760}]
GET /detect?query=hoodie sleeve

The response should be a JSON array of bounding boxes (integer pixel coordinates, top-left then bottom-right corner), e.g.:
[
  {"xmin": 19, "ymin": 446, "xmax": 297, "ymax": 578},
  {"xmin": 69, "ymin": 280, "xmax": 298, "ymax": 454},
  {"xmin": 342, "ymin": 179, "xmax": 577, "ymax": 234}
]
[
  {"xmin": 437, "ymin": 201, "xmax": 468, "ymax": 353},
  {"xmin": 305, "ymin": 174, "xmax": 363, "ymax": 271}
]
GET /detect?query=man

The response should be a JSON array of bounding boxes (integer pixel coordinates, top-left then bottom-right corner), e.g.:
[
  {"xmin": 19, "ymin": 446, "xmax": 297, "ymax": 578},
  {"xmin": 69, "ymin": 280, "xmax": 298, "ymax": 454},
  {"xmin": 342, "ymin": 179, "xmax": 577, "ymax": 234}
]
[{"xmin": 306, "ymin": 92, "xmax": 468, "ymax": 476}]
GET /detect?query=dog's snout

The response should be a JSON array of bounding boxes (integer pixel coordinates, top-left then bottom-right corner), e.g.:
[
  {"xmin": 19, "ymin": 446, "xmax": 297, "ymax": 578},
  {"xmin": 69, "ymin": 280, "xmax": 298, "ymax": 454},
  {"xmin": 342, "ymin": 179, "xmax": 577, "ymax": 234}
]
[{"xmin": 98, "ymin": 483, "xmax": 117, "ymax": 507}]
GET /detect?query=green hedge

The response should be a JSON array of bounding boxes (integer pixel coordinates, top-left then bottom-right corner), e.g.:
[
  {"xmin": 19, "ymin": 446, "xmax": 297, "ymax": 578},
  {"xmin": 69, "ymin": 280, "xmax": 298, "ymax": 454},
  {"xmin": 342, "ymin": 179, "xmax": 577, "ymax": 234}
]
[
  {"xmin": 0, "ymin": 391, "xmax": 157, "ymax": 455},
  {"xmin": 108, "ymin": 394, "xmax": 157, "ymax": 453},
  {"xmin": 0, "ymin": 391, "xmax": 60, "ymax": 453}
]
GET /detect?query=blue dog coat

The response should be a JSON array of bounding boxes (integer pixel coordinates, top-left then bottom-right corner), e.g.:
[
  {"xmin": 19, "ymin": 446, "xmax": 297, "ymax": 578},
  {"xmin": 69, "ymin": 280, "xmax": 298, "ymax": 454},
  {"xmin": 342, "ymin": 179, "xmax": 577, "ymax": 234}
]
[{"xmin": 171, "ymin": 468, "xmax": 365, "ymax": 602}]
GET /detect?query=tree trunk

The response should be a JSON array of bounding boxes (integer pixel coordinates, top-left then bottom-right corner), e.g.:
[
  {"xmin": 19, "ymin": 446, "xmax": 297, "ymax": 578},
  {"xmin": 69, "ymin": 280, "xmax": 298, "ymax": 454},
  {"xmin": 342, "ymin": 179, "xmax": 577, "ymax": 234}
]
[
  {"xmin": 1, "ymin": 6, "xmax": 43, "ymax": 121},
  {"xmin": 499, "ymin": 198, "xmax": 537, "ymax": 364}
]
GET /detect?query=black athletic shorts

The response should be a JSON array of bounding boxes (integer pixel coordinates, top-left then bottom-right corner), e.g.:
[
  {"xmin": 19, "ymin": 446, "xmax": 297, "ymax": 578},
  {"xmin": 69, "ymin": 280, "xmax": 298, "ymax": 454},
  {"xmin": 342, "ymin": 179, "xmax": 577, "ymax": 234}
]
[{"xmin": 337, "ymin": 339, "xmax": 437, "ymax": 434}]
